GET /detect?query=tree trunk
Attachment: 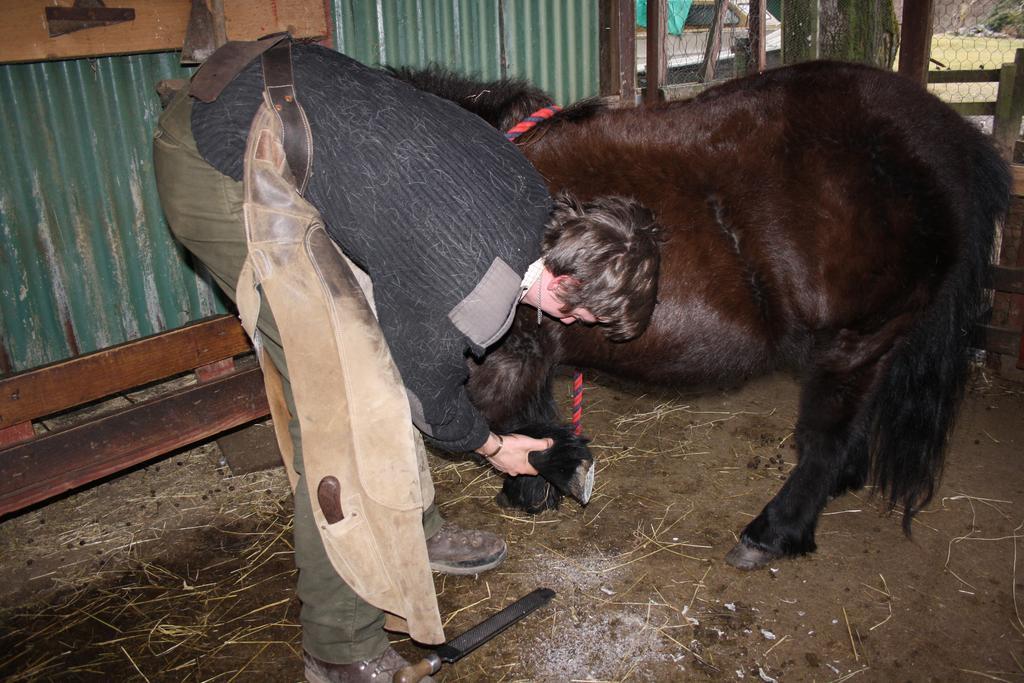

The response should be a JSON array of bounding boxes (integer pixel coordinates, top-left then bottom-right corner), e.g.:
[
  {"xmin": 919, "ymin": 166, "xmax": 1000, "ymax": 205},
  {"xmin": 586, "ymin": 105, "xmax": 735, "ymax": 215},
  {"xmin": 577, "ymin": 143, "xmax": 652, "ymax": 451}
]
[
  {"xmin": 818, "ymin": 0, "xmax": 900, "ymax": 68},
  {"xmin": 782, "ymin": 0, "xmax": 818, "ymax": 64}
]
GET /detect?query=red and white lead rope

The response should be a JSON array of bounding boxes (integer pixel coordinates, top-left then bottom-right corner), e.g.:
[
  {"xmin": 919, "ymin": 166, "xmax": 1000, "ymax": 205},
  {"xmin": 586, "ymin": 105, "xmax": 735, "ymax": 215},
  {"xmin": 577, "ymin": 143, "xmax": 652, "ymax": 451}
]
[{"xmin": 505, "ymin": 105, "xmax": 584, "ymax": 437}]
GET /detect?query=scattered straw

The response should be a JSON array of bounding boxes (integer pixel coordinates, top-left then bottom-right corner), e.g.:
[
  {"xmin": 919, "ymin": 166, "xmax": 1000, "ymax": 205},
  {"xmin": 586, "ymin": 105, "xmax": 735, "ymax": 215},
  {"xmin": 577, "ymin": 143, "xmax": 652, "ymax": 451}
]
[
  {"xmin": 762, "ymin": 633, "xmax": 788, "ymax": 658},
  {"xmin": 442, "ymin": 582, "xmax": 492, "ymax": 628},
  {"xmin": 864, "ymin": 574, "xmax": 893, "ymax": 632},
  {"xmin": 584, "ymin": 496, "xmax": 617, "ymax": 526},
  {"xmin": 653, "ymin": 623, "xmax": 719, "ymax": 672},
  {"xmin": 120, "ymin": 645, "xmax": 150, "ymax": 682},
  {"xmin": 828, "ymin": 667, "xmax": 869, "ymax": 683},
  {"xmin": 842, "ymin": 606, "xmax": 859, "ymax": 661}
]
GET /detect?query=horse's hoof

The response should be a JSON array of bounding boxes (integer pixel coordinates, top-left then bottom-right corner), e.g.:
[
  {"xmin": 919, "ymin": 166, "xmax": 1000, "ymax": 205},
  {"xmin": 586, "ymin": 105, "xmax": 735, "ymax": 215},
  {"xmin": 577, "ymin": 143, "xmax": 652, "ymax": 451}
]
[
  {"xmin": 567, "ymin": 460, "xmax": 594, "ymax": 505},
  {"xmin": 497, "ymin": 475, "xmax": 561, "ymax": 513},
  {"xmin": 725, "ymin": 542, "xmax": 778, "ymax": 570}
]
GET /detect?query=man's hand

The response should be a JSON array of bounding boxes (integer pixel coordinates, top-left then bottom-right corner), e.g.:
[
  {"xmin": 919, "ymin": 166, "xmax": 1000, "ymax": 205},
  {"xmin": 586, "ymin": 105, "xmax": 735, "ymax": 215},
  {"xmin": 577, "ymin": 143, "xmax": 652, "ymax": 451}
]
[{"xmin": 478, "ymin": 433, "xmax": 550, "ymax": 476}]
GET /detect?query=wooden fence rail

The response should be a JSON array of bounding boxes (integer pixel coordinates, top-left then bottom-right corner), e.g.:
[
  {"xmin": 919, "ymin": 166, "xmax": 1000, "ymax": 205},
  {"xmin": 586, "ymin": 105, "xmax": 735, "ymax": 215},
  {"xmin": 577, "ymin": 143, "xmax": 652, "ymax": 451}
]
[{"xmin": 0, "ymin": 315, "xmax": 267, "ymax": 517}]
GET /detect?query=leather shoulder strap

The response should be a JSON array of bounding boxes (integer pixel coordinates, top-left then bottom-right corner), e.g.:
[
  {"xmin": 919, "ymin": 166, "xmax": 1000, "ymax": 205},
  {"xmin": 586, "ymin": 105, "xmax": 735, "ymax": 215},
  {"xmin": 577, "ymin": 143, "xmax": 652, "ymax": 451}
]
[
  {"xmin": 261, "ymin": 40, "xmax": 314, "ymax": 195},
  {"xmin": 189, "ymin": 32, "xmax": 289, "ymax": 103}
]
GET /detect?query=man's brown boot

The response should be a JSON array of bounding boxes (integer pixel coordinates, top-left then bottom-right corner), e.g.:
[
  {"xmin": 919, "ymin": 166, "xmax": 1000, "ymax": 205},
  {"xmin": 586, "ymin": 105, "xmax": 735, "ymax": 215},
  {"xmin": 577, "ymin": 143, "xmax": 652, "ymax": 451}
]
[
  {"xmin": 304, "ymin": 647, "xmax": 434, "ymax": 682},
  {"xmin": 426, "ymin": 521, "xmax": 507, "ymax": 575}
]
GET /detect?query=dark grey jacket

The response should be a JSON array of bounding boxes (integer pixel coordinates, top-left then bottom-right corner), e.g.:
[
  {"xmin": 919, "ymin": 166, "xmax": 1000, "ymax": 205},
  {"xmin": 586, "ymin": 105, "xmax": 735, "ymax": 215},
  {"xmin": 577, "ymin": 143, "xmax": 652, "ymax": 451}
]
[{"xmin": 191, "ymin": 44, "xmax": 551, "ymax": 452}]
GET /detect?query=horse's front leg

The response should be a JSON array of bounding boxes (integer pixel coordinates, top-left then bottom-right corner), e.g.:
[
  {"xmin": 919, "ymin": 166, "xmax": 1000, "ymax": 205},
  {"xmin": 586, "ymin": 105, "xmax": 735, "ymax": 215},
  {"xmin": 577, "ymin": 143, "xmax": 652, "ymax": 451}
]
[
  {"xmin": 467, "ymin": 313, "xmax": 561, "ymax": 430},
  {"xmin": 468, "ymin": 318, "xmax": 593, "ymax": 512},
  {"xmin": 727, "ymin": 360, "xmax": 876, "ymax": 569}
]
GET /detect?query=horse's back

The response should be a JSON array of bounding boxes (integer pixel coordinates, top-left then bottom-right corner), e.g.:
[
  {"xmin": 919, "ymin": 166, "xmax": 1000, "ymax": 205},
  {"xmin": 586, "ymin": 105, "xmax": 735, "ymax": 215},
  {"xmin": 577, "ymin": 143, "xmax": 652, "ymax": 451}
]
[{"xmin": 532, "ymin": 61, "xmax": 1005, "ymax": 384}]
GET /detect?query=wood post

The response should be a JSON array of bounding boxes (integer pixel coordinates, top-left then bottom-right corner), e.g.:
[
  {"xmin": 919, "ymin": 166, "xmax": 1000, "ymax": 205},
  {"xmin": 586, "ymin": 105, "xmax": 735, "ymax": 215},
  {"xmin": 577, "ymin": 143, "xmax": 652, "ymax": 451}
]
[
  {"xmin": 993, "ymin": 48, "xmax": 1024, "ymax": 160},
  {"xmin": 699, "ymin": 0, "xmax": 729, "ymax": 82},
  {"xmin": 747, "ymin": 0, "xmax": 767, "ymax": 73},
  {"xmin": 600, "ymin": 0, "xmax": 637, "ymax": 103},
  {"xmin": 646, "ymin": 0, "xmax": 667, "ymax": 104},
  {"xmin": 897, "ymin": 0, "xmax": 934, "ymax": 84}
]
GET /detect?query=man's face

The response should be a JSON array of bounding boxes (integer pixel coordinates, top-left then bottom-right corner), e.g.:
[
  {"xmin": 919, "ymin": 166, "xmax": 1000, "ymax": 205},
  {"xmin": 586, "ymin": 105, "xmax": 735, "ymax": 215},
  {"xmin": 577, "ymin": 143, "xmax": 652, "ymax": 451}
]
[{"xmin": 542, "ymin": 280, "xmax": 603, "ymax": 325}]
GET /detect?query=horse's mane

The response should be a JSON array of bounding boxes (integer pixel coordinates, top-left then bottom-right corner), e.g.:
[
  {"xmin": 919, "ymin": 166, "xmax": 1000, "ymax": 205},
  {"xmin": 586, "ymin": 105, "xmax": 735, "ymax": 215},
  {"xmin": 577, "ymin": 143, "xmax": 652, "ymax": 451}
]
[{"xmin": 383, "ymin": 64, "xmax": 604, "ymax": 136}]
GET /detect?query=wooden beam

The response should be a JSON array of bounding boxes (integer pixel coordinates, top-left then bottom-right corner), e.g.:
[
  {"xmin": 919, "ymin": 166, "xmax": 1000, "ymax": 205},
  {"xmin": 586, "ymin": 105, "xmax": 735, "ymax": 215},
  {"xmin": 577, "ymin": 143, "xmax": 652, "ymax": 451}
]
[
  {"xmin": 1012, "ymin": 163, "xmax": 1024, "ymax": 196},
  {"xmin": 747, "ymin": 0, "xmax": 767, "ymax": 73},
  {"xmin": 645, "ymin": 0, "xmax": 667, "ymax": 105},
  {"xmin": 599, "ymin": 0, "xmax": 636, "ymax": 103},
  {"xmin": 897, "ymin": 0, "xmax": 934, "ymax": 84},
  {"xmin": 927, "ymin": 69, "xmax": 1001, "ymax": 84},
  {"xmin": 973, "ymin": 324, "xmax": 1022, "ymax": 358},
  {"xmin": 989, "ymin": 266, "xmax": 1024, "ymax": 295},
  {"xmin": 0, "ymin": 365, "xmax": 269, "ymax": 517},
  {"xmin": 0, "ymin": 422, "xmax": 34, "ymax": 448},
  {"xmin": 0, "ymin": 315, "xmax": 251, "ymax": 428},
  {"xmin": 1004, "ymin": 49, "xmax": 1024, "ymax": 159},
  {"xmin": 0, "ymin": 0, "xmax": 330, "ymax": 64},
  {"xmin": 699, "ymin": 0, "xmax": 729, "ymax": 83},
  {"xmin": 945, "ymin": 102, "xmax": 998, "ymax": 117},
  {"xmin": 599, "ymin": 0, "xmax": 616, "ymax": 96}
]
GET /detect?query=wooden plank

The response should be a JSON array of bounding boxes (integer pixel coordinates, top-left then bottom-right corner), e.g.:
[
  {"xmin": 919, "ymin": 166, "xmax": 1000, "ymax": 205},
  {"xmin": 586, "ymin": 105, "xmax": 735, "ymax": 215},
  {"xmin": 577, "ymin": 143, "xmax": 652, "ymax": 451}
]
[
  {"xmin": 973, "ymin": 324, "xmax": 1022, "ymax": 358},
  {"xmin": 0, "ymin": 0, "xmax": 329, "ymax": 65},
  {"xmin": 747, "ymin": 0, "xmax": 766, "ymax": 73},
  {"xmin": 927, "ymin": 69, "xmax": 1001, "ymax": 84},
  {"xmin": 195, "ymin": 357, "xmax": 238, "ymax": 383},
  {"xmin": 662, "ymin": 82, "xmax": 712, "ymax": 102},
  {"xmin": 0, "ymin": 365, "xmax": 269, "ymax": 517},
  {"xmin": 599, "ymin": 0, "xmax": 636, "ymax": 103},
  {"xmin": 1016, "ymin": 333, "xmax": 1024, "ymax": 369},
  {"xmin": 610, "ymin": 0, "xmax": 634, "ymax": 103},
  {"xmin": 599, "ymin": 0, "xmax": 618, "ymax": 97},
  {"xmin": 989, "ymin": 266, "xmax": 1024, "ymax": 294},
  {"xmin": 1006, "ymin": 49, "xmax": 1024, "ymax": 159},
  {"xmin": 897, "ymin": 0, "xmax": 934, "ymax": 85},
  {"xmin": 217, "ymin": 421, "xmax": 282, "ymax": 475},
  {"xmin": 0, "ymin": 422, "xmax": 34, "ymax": 448},
  {"xmin": 946, "ymin": 102, "xmax": 998, "ymax": 117},
  {"xmin": 645, "ymin": 0, "xmax": 667, "ymax": 105},
  {"xmin": 699, "ymin": 0, "xmax": 729, "ymax": 83},
  {"xmin": 1011, "ymin": 164, "xmax": 1024, "ymax": 196},
  {"xmin": 0, "ymin": 315, "xmax": 251, "ymax": 428},
  {"xmin": 993, "ymin": 63, "xmax": 1018, "ymax": 157}
]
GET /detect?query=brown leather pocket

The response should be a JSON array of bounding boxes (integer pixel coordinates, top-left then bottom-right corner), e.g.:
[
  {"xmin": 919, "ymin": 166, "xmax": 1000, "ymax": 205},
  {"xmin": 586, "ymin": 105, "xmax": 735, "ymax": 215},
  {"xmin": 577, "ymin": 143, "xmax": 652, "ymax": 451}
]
[{"xmin": 318, "ymin": 494, "xmax": 391, "ymax": 598}]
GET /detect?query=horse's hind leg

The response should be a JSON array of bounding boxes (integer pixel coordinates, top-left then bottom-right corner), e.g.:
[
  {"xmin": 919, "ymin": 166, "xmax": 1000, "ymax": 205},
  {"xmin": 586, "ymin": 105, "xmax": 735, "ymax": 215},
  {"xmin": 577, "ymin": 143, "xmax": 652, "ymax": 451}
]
[{"xmin": 726, "ymin": 356, "xmax": 879, "ymax": 570}]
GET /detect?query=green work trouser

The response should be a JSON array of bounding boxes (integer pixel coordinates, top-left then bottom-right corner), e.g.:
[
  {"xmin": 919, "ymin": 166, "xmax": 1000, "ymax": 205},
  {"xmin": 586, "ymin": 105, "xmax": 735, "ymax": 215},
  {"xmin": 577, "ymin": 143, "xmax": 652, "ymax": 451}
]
[{"xmin": 153, "ymin": 89, "xmax": 443, "ymax": 664}]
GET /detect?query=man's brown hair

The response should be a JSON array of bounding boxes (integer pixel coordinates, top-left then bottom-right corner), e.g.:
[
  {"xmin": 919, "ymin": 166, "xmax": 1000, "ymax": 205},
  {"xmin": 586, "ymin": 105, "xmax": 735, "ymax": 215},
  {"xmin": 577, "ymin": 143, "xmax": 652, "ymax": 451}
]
[{"xmin": 542, "ymin": 193, "xmax": 662, "ymax": 341}]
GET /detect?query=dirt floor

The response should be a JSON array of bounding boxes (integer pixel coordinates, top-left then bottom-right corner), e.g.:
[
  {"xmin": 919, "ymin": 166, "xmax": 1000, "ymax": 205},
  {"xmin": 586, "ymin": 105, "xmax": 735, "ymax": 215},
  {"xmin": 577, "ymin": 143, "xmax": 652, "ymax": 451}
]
[{"xmin": 1, "ymin": 368, "xmax": 1022, "ymax": 682}]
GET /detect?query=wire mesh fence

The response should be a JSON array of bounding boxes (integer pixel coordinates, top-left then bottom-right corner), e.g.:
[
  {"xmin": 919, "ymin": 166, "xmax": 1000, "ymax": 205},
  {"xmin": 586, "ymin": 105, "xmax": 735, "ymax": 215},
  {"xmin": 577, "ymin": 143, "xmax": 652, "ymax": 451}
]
[
  {"xmin": 636, "ymin": 2, "xmax": 1023, "ymax": 93},
  {"xmin": 636, "ymin": 1, "xmax": 781, "ymax": 86},
  {"xmin": 638, "ymin": 1, "xmax": 901, "ymax": 89},
  {"xmin": 925, "ymin": 0, "xmax": 1024, "ymax": 104}
]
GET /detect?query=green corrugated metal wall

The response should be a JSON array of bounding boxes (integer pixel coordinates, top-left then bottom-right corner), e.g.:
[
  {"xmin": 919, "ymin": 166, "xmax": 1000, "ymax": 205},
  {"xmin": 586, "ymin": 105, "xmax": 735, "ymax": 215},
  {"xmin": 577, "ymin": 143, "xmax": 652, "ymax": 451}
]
[
  {"xmin": 0, "ymin": 53, "xmax": 213, "ymax": 374},
  {"xmin": 332, "ymin": 0, "xmax": 598, "ymax": 103},
  {"xmin": 0, "ymin": 0, "xmax": 598, "ymax": 375}
]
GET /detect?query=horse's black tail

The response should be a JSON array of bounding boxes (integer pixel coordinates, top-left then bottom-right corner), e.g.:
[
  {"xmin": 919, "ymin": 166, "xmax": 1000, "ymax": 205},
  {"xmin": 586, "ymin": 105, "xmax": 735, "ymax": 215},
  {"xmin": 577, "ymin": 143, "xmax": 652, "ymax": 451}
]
[{"xmin": 868, "ymin": 133, "xmax": 1009, "ymax": 531}]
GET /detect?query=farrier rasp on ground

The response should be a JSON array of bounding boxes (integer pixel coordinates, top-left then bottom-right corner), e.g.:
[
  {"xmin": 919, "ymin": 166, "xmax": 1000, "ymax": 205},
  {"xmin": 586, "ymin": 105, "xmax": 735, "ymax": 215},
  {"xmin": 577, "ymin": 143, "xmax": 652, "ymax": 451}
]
[{"xmin": 393, "ymin": 588, "xmax": 556, "ymax": 683}]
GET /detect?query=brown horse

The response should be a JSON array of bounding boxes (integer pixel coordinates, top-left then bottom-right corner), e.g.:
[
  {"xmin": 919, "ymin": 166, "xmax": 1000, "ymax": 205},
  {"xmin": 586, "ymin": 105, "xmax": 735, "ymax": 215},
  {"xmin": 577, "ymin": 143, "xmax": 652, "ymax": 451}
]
[{"xmin": 390, "ymin": 61, "xmax": 1009, "ymax": 569}]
